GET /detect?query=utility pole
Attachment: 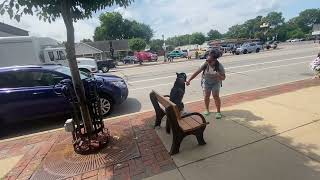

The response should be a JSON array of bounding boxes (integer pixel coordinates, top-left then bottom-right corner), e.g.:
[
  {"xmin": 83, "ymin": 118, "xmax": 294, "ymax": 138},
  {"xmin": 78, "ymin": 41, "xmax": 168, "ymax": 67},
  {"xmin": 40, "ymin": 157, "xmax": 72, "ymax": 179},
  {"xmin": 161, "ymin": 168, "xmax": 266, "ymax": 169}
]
[{"xmin": 162, "ymin": 34, "xmax": 166, "ymax": 62}]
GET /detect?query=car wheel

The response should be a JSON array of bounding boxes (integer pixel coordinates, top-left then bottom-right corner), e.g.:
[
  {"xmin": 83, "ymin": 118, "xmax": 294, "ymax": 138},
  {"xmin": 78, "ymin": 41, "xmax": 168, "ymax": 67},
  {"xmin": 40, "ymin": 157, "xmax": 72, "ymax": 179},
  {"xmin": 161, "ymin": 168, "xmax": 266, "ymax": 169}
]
[
  {"xmin": 101, "ymin": 66, "xmax": 109, "ymax": 73},
  {"xmin": 256, "ymin": 48, "xmax": 260, "ymax": 53},
  {"xmin": 243, "ymin": 49, "xmax": 248, "ymax": 54},
  {"xmin": 100, "ymin": 96, "xmax": 113, "ymax": 116}
]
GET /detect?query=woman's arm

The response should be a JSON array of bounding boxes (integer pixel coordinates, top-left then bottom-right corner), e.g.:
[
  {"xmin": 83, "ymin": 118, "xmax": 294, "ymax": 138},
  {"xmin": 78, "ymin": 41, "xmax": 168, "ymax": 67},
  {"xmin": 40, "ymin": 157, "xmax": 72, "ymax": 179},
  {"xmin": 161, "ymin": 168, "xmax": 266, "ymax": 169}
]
[{"xmin": 186, "ymin": 69, "xmax": 202, "ymax": 85}]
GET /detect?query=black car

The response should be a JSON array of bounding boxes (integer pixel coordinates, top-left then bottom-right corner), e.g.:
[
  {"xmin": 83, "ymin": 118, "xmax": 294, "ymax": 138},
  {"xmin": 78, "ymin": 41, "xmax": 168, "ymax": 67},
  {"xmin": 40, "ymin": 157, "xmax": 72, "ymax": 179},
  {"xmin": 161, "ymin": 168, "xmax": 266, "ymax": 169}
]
[
  {"xmin": 123, "ymin": 56, "xmax": 139, "ymax": 64},
  {"xmin": 96, "ymin": 59, "xmax": 116, "ymax": 73},
  {"xmin": 266, "ymin": 41, "xmax": 278, "ymax": 49}
]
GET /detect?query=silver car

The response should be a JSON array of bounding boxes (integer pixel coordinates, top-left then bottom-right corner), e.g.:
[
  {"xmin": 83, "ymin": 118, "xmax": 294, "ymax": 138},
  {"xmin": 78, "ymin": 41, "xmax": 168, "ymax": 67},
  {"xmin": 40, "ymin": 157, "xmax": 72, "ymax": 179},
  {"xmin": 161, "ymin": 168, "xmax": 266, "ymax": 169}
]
[{"xmin": 236, "ymin": 42, "xmax": 262, "ymax": 55}]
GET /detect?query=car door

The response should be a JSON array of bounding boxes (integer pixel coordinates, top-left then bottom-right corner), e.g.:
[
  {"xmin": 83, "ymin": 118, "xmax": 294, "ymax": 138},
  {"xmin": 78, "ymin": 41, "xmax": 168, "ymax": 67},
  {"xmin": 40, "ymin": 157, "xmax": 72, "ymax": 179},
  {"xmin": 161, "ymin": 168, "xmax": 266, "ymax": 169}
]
[
  {"xmin": 0, "ymin": 69, "xmax": 70, "ymax": 123},
  {"xmin": 31, "ymin": 69, "xmax": 72, "ymax": 119},
  {"xmin": 249, "ymin": 43, "xmax": 256, "ymax": 52}
]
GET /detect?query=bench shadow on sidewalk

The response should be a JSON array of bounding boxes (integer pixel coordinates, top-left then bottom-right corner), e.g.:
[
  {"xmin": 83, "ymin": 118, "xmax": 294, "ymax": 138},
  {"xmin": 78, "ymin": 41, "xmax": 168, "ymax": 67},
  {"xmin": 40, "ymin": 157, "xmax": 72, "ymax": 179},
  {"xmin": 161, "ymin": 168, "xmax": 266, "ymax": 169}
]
[{"xmin": 222, "ymin": 109, "xmax": 320, "ymax": 164}]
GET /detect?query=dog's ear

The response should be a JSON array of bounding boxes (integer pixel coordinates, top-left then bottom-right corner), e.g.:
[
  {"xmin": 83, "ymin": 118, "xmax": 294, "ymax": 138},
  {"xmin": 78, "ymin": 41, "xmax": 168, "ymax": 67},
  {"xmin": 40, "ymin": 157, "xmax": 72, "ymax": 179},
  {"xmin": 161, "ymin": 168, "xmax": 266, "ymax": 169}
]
[{"xmin": 176, "ymin": 72, "xmax": 179, "ymax": 76}]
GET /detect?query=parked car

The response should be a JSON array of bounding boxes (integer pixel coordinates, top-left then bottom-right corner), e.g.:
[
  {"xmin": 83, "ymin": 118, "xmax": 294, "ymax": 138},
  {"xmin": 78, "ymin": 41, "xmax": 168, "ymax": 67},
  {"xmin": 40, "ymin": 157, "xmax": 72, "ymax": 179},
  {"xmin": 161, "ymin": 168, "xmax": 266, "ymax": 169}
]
[
  {"xmin": 266, "ymin": 41, "xmax": 278, "ymax": 49},
  {"xmin": 220, "ymin": 44, "xmax": 234, "ymax": 53},
  {"xmin": 76, "ymin": 57, "xmax": 98, "ymax": 73},
  {"xmin": 134, "ymin": 51, "xmax": 152, "ymax": 62},
  {"xmin": 181, "ymin": 50, "xmax": 188, "ymax": 57},
  {"xmin": 149, "ymin": 52, "xmax": 158, "ymax": 61},
  {"xmin": 123, "ymin": 56, "xmax": 138, "ymax": 64},
  {"xmin": 0, "ymin": 65, "xmax": 128, "ymax": 124},
  {"xmin": 96, "ymin": 58, "xmax": 116, "ymax": 73},
  {"xmin": 236, "ymin": 42, "xmax": 262, "ymax": 55},
  {"xmin": 167, "ymin": 50, "xmax": 186, "ymax": 58},
  {"xmin": 291, "ymin": 39, "xmax": 301, "ymax": 42}
]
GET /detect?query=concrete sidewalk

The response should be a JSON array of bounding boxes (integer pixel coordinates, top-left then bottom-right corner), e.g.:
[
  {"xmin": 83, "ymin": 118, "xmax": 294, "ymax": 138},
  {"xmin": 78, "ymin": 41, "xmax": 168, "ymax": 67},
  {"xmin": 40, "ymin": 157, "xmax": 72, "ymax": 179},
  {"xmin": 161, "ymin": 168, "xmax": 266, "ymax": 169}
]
[
  {"xmin": 149, "ymin": 82, "xmax": 320, "ymax": 180},
  {"xmin": 0, "ymin": 79, "xmax": 319, "ymax": 180}
]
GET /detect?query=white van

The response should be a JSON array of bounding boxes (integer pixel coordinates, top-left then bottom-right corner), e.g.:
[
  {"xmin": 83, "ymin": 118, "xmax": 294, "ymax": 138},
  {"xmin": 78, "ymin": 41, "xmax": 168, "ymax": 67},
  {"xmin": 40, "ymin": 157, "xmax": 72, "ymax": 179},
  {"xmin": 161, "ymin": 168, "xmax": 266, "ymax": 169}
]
[{"xmin": 0, "ymin": 36, "xmax": 97, "ymax": 73}]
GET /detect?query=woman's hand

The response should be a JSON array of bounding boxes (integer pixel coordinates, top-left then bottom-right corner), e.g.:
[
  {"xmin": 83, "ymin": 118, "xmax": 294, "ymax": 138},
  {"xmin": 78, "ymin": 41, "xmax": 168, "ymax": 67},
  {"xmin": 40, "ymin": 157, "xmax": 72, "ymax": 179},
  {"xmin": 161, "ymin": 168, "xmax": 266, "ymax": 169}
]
[
  {"xmin": 216, "ymin": 72, "xmax": 226, "ymax": 80},
  {"xmin": 186, "ymin": 80, "xmax": 191, "ymax": 86}
]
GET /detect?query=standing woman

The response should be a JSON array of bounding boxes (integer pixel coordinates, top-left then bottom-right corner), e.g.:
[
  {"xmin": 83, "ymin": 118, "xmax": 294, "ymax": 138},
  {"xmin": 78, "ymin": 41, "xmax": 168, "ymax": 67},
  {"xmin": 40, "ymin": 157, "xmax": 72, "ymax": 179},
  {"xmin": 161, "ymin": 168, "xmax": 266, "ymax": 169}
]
[{"xmin": 186, "ymin": 49, "xmax": 226, "ymax": 119}]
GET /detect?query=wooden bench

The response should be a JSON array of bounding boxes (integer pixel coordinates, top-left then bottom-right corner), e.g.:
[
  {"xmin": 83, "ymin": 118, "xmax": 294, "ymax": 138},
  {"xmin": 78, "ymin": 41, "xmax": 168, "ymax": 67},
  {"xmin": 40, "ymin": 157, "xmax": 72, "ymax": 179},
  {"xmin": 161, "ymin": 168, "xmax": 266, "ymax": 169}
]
[{"xmin": 150, "ymin": 90, "xmax": 208, "ymax": 155}]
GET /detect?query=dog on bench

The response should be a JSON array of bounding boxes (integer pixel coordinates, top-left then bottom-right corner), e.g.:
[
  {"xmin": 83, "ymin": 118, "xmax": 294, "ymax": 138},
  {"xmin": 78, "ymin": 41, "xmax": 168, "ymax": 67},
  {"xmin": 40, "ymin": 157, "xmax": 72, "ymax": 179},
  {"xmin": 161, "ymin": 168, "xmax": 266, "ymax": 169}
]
[{"xmin": 170, "ymin": 72, "xmax": 187, "ymax": 113}]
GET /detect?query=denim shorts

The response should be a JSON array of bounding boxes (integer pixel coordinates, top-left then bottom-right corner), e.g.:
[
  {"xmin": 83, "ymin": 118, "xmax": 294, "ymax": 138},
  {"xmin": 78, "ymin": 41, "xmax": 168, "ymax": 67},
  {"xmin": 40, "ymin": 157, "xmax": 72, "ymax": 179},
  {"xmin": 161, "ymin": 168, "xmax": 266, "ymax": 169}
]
[{"xmin": 201, "ymin": 79, "xmax": 221, "ymax": 93}]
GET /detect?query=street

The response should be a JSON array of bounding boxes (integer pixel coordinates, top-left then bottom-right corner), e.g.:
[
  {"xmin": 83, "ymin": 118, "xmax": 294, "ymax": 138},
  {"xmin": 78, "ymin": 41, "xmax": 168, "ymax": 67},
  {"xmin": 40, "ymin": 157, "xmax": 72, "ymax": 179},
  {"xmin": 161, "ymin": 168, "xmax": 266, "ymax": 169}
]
[
  {"xmin": 0, "ymin": 42, "xmax": 319, "ymax": 139},
  {"xmin": 110, "ymin": 42, "xmax": 319, "ymax": 117}
]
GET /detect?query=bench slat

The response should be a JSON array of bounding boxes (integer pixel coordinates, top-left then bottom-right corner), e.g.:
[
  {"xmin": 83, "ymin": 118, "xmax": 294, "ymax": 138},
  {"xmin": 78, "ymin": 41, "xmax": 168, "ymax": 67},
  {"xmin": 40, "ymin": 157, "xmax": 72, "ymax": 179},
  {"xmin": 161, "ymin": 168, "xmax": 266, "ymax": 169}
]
[
  {"xmin": 179, "ymin": 117, "xmax": 205, "ymax": 132},
  {"xmin": 178, "ymin": 119, "xmax": 192, "ymax": 131},
  {"xmin": 190, "ymin": 116, "xmax": 203, "ymax": 125},
  {"xmin": 152, "ymin": 90, "xmax": 181, "ymax": 119},
  {"xmin": 183, "ymin": 117, "xmax": 200, "ymax": 128}
]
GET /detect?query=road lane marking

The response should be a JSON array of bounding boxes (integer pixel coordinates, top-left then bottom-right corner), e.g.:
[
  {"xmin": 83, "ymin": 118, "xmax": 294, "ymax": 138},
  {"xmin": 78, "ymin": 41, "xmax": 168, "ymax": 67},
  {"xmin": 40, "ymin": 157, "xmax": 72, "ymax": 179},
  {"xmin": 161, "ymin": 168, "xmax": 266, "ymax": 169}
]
[
  {"xmin": 130, "ymin": 60, "xmax": 310, "ymax": 91},
  {"xmin": 129, "ymin": 56, "xmax": 313, "ymax": 84}
]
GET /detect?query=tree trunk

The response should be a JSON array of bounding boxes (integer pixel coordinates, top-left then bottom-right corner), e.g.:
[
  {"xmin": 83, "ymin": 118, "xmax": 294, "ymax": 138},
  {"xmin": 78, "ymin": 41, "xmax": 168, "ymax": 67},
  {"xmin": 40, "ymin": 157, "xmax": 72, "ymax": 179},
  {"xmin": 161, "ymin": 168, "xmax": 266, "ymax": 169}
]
[{"xmin": 61, "ymin": 0, "xmax": 93, "ymax": 134}]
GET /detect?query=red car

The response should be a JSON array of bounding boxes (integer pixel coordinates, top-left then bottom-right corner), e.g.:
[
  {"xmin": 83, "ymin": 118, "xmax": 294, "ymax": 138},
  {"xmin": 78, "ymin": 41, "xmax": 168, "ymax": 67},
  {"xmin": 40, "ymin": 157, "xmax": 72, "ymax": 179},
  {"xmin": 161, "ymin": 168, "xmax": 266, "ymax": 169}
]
[
  {"xmin": 149, "ymin": 52, "xmax": 158, "ymax": 61},
  {"xmin": 134, "ymin": 51, "xmax": 151, "ymax": 62},
  {"xmin": 134, "ymin": 51, "xmax": 158, "ymax": 62}
]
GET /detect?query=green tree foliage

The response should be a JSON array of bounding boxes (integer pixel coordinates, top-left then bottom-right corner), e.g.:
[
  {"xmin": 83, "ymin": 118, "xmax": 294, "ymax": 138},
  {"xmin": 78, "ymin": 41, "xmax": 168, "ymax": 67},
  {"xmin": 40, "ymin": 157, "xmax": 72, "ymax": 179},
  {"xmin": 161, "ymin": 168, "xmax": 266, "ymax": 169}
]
[
  {"xmin": 162, "ymin": 8, "xmax": 319, "ymax": 48},
  {"xmin": 262, "ymin": 12, "xmax": 285, "ymax": 27},
  {"xmin": 166, "ymin": 34, "xmax": 191, "ymax": 47},
  {"xmin": 295, "ymin": 9, "xmax": 320, "ymax": 33},
  {"xmin": 222, "ymin": 9, "xmax": 320, "ymax": 41},
  {"xmin": 225, "ymin": 24, "xmax": 247, "ymax": 38},
  {"xmin": 165, "ymin": 32, "xmax": 205, "ymax": 47},
  {"xmin": 288, "ymin": 28, "xmax": 305, "ymax": 39},
  {"xmin": 189, "ymin": 32, "xmax": 206, "ymax": 45},
  {"xmin": 129, "ymin": 38, "xmax": 146, "ymax": 51},
  {"xmin": 207, "ymin": 29, "xmax": 222, "ymax": 40},
  {"xmin": 149, "ymin": 39, "xmax": 163, "ymax": 52},
  {"xmin": 94, "ymin": 12, "xmax": 153, "ymax": 42},
  {"xmin": 0, "ymin": 0, "xmax": 133, "ymax": 134}
]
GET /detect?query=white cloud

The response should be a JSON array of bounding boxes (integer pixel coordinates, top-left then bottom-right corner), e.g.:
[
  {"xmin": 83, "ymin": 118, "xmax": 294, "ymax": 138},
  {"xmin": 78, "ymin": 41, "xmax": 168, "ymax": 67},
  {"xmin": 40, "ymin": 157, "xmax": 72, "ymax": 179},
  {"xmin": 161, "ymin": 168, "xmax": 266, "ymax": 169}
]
[
  {"xmin": 0, "ymin": 0, "xmax": 300, "ymax": 41},
  {"xmin": 1, "ymin": 13, "xmax": 99, "ymax": 42}
]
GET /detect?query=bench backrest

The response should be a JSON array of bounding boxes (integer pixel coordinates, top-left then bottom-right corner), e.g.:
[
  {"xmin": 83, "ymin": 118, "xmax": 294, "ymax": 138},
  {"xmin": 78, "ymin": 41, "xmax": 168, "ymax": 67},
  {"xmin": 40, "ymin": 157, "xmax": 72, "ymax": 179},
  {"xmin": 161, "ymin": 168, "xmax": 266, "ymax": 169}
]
[{"xmin": 151, "ymin": 90, "xmax": 181, "ymax": 120}]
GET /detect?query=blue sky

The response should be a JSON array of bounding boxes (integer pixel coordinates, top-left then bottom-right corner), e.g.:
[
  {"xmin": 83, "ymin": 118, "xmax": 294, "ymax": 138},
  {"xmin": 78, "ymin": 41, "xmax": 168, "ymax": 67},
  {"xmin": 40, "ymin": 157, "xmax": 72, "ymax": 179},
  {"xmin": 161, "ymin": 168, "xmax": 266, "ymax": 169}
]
[{"xmin": 2, "ymin": 0, "xmax": 319, "ymax": 41}]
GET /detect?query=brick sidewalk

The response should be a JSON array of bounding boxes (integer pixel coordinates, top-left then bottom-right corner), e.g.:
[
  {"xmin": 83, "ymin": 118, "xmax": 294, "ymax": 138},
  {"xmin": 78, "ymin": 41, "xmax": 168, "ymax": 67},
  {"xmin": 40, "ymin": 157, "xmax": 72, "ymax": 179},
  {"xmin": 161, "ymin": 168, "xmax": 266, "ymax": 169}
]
[{"xmin": 1, "ymin": 78, "xmax": 319, "ymax": 180}]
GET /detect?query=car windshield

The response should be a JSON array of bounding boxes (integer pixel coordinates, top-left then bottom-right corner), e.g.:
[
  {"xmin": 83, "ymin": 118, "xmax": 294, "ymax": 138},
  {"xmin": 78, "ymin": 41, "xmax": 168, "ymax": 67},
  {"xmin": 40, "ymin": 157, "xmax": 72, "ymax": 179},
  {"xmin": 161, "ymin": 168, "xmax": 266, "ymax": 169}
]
[{"xmin": 53, "ymin": 66, "xmax": 89, "ymax": 80}]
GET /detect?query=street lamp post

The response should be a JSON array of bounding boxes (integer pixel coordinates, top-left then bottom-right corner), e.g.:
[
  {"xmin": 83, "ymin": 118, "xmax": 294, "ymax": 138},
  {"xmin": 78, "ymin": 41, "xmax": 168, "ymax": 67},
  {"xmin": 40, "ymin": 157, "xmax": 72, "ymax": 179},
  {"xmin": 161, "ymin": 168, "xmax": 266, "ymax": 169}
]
[{"xmin": 162, "ymin": 34, "xmax": 166, "ymax": 62}]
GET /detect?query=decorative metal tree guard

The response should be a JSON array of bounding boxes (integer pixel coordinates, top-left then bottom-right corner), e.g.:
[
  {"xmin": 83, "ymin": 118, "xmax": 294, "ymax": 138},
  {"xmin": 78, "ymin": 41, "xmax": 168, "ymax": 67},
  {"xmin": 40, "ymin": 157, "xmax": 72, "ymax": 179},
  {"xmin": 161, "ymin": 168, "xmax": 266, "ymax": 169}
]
[{"xmin": 56, "ymin": 78, "xmax": 110, "ymax": 154}]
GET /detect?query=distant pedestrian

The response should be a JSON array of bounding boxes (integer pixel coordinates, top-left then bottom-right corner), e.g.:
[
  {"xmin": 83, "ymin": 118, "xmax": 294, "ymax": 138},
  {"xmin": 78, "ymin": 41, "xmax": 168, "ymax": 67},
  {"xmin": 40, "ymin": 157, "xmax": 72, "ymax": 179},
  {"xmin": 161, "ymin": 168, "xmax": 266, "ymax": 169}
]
[
  {"xmin": 186, "ymin": 49, "xmax": 226, "ymax": 119},
  {"xmin": 187, "ymin": 49, "xmax": 191, "ymax": 59},
  {"xmin": 310, "ymin": 52, "xmax": 320, "ymax": 79}
]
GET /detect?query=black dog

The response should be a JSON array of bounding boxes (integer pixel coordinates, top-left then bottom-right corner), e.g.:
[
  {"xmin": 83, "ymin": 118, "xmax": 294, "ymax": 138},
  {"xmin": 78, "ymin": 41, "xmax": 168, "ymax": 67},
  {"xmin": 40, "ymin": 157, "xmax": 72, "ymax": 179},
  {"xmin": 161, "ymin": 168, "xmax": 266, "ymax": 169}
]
[{"xmin": 170, "ymin": 72, "xmax": 187, "ymax": 112}]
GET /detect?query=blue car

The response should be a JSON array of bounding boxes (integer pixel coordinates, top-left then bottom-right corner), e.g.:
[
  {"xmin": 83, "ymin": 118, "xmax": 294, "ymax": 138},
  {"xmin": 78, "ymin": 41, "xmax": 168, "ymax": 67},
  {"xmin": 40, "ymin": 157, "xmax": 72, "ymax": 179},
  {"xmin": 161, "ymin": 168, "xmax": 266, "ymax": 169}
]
[{"xmin": 0, "ymin": 65, "xmax": 128, "ymax": 124}]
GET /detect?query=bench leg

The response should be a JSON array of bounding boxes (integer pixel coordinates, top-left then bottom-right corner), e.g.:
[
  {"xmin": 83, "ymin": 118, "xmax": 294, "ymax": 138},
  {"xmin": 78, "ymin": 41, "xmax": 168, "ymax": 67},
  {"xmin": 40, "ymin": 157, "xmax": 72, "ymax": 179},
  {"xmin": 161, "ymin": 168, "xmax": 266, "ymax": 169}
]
[
  {"xmin": 155, "ymin": 110, "xmax": 165, "ymax": 127},
  {"xmin": 195, "ymin": 128, "xmax": 206, "ymax": 145},
  {"xmin": 170, "ymin": 134, "xmax": 184, "ymax": 155}
]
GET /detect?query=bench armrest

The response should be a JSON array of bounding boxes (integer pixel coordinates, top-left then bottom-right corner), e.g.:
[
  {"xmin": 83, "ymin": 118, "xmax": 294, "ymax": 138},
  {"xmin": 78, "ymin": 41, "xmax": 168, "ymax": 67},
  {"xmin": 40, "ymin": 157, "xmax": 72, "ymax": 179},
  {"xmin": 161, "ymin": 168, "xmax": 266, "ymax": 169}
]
[{"xmin": 181, "ymin": 112, "xmax": 209, "ymax": 125}]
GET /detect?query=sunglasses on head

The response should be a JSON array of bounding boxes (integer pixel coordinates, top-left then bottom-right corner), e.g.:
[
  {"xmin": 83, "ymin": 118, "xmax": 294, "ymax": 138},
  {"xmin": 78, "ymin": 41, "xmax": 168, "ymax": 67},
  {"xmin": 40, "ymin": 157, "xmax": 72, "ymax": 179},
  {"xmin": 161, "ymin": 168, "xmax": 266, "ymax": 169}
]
[{"xmin": 206, "ymin": 58, "xmax": 216, "ymax": 62}]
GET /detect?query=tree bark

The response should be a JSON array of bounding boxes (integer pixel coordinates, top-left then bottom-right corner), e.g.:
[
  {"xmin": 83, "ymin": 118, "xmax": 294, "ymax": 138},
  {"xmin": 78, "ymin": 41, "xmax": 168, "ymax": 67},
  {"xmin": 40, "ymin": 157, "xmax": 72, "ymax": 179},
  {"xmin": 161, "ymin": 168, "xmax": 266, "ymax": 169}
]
[{"xmin": 61, "ymin": 0, "xmax": 93, "ymax": 134}]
